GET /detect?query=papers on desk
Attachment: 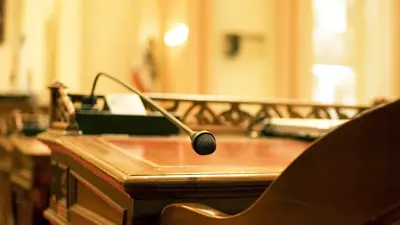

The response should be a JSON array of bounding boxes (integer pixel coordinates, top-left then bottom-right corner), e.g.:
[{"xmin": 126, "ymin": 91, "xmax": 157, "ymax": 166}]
[
  {"xmin": 262, "ymin": 118, "xmax": 347, "ymax": 140},
  {"xmin": 105, "ymin": 94, "xmax": 148, "ymax": 115}
]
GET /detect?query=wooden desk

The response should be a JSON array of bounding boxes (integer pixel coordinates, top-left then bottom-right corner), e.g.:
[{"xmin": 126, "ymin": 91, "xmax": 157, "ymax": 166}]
[
  {"xmin": 0, "ymin": 94, "xmax": 44, "ymax": 224},
  {"xmin": 0, "ymin": 137, "xmax": 14, "ymax": 225},
  {"xmin": 39, "ymin": 134, "xmax": 309, "ymax": 225},
  {"xmin": 10, "ymin": 136, "xmax": 51, "ymax": 225}
]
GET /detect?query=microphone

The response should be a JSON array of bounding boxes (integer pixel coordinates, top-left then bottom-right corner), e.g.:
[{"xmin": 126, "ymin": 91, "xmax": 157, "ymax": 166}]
[{"xmin": 88, "ymin": 72, "xmax": 216, "ymax": 156}]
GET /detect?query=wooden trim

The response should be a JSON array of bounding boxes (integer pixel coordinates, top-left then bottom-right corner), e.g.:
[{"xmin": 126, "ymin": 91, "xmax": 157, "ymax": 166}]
[
  {"xmin": 70, "ymin": 170, "xmax": 125, "ymax": 214},
  {"xmin": 43, "ymin": 208, "xmax": 67, "ymax": 225},
  {"xmin": 48, "ymin": 143, "xmax": 125, "ymax": 193},
  {"xmin": 69, "ymin": 205, "xmax": 115, "ymax": 225}
]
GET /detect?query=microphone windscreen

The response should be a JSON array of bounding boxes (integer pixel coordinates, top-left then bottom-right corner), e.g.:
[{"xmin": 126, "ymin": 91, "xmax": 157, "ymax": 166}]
[{"xmin": 192, "ymin": 131, "xmax": 216, "ymax": 155}]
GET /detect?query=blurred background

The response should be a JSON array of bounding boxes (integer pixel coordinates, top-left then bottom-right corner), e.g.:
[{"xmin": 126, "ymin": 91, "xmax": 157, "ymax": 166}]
[{"xmin": 0, "ymin": 0, "xmax": 398, "ymax": 105}]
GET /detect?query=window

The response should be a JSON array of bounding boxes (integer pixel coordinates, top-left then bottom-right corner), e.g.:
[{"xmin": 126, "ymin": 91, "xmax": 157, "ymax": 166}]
[{"xmin": 312, "ymin": 0, "xmax": 356, "ymax": 104}]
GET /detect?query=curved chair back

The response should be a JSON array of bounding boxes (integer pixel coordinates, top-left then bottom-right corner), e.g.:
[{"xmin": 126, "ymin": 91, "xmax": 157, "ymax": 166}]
[{"xmin": 159, "ymin": 100, "xmax": 400, "ymax": 225}]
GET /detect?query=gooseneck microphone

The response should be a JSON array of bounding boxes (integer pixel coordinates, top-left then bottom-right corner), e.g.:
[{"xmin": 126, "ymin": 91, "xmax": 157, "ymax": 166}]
[{"xmin": 89, "ymin": 72, "xmax": 216, "ymax": 156}]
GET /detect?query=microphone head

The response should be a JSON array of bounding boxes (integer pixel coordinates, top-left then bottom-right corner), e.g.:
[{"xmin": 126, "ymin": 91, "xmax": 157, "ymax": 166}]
[{"xmin": 191, "ymin": 131, "xmax": 216, "ymax": 155}]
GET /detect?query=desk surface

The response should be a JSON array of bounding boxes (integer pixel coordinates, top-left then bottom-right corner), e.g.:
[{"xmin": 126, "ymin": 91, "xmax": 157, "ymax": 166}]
[
  {"xmin": 44, "ymin": 135, "xmax": 309, "ymax": 185},
  {"xmin": 11, "ymin": 136, "xmax": 50, "ymax": 156}
]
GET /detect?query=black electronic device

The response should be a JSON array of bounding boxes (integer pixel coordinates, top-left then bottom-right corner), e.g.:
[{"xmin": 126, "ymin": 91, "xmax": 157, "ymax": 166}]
[{"xmin": 75, "ymin": 110, "xmax": 180, "ymax": 136}]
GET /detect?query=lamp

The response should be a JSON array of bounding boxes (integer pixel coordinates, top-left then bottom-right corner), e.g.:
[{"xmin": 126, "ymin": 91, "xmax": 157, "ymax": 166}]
[{"xmin": 164, "ymin": 23, "xmax": 189, "ymax": 47}]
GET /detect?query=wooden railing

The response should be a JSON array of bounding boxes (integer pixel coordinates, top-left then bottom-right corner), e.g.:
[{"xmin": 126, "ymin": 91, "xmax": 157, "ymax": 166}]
[{"xmin": 49, "ymin": 82, "xmax": 375, "ymax": 135}]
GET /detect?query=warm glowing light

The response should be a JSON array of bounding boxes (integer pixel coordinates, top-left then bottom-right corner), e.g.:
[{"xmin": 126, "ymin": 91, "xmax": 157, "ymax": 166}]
[
  {"xmin": 312, "ymin": 64, "xmax": 356, "ymax": 104},
  {"xmin": 312, "ymin": 0, "xmax": 355, "ymax": 105},
  {"xmin": 313, "ymin": 0, "xmax": 347, "ymax": 34},
  {"xmin": 164, "ymin": 23, "xmax": 189, "ymax": 47}
]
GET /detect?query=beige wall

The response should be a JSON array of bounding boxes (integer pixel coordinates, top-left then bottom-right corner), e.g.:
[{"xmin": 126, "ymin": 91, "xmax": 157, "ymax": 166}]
[
  {"xmin": 18, "ymin": 0, "xmax": 50, "ymax": 98},
  {"xmin": 7, "ymin": 0, "xmax": 142, "ymax": 99},
  {"xmin": 1, "ymin": 0, "xmax": 283, "ymax": 99},
  {"xmin": 0, "ymin": 0, "xmax": 21, "ymax": 91},
  {"xmin": 1, "ymin": 0, "xmax": 399, "ymax": 104},
  {"xmin": 355, "ymin": 0, "xmax": 400, "ymax": 104},
  {"xmin": 274, "ymin": 0, "xmax": 313, "ymax": 100},
  {"xmin": 54, "ymin": 0, "xmax": 82, "ymax": 93},
  {"xmin": 80, "ymin": 0, "xmax": 141, "ymax": 95},
  {"xmin": 206, "ymin": 0, "xmax": 276, "ymax": 97}
]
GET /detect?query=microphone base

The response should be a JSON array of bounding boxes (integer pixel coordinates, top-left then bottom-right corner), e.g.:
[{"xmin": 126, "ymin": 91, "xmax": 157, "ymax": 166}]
[{"xmin": 75, "ymin": 111, "xmax": 180, "ymax": 136}]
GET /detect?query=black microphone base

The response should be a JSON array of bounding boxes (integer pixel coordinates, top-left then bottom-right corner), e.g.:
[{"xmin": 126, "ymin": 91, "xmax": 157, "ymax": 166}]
[{"xmin": 75, "ymin": 111, "xmax": 180, "ymax": 136}]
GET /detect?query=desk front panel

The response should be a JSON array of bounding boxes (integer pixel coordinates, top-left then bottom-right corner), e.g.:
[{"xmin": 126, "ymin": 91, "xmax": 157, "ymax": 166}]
[
  {"xmin": 10, "ymin": 137, "xmax": 51, "ymax": 225},
  {"xmin": 0, "ymin": 172, "xmax": 13, "ymax": 225},
  {"xmin": 43, "ymin": 135, "xmax": 310, "ymax": 225}
]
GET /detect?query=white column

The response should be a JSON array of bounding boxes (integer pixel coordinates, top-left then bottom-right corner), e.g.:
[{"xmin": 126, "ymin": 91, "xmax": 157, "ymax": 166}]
[{"xmin": 54, "ymin": 0, "xmax": 82, "ymax": 93}]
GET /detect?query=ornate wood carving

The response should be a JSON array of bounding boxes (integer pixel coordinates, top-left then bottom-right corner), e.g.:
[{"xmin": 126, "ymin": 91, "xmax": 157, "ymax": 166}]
[{"xmin": 49, "ymin": 82, "xmax": 372, "ymax": 136}]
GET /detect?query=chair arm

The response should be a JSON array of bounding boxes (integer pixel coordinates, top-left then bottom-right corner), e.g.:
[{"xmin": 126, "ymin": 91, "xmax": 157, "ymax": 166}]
[{"xmin": 158, "ymin": 203, "xmax": 230, "ymax": 225}]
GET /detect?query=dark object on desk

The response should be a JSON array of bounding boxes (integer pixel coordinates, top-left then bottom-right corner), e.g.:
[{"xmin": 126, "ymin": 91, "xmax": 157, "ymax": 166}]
[
  {"xmin": 22, "ymin": 125, "xmax": 47, "ymax": 137},
  {"xmin": 75, "ymin": 110, "xmax": 180, "ymax": 136},
  {"xmin": 158, "ymin": 100, "xmax": 400, "ymax": 224}
]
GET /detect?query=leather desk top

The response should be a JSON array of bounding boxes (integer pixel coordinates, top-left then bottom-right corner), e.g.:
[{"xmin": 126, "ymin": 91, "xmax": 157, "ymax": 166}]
[{"xmin": 43, "ymin": 135, "xmax": 309, "ymax": 186}]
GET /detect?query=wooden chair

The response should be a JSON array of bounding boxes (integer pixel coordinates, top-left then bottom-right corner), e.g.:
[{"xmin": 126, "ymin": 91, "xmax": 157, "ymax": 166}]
[{"xmin": 158, "ymin": 100, "xmax": 400, "ymax": 225}]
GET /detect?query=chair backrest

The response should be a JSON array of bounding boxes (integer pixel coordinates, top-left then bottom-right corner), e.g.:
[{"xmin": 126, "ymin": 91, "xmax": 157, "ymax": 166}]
[{"xmin": 238, "ymin": 99, "xmax": 400, "ymax": 225}]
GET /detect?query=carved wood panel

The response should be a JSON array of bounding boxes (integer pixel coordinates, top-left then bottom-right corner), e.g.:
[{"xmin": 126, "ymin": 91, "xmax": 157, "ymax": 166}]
[
  {"xmin": 71, "ymin": 171, "xmax": 126, "ymax": 224},
  {"xmin": 0, "ymin": 172, "xmax": 13, "ymax": 225},
  {"xmin": 11, "ymin": 168, "xmax": 50, "ymax": 225},
  {"xmin": 12, "ymin": 185, "xmax": 33, "ymax": 225},
  {"xmin": 48, "ymin": 161, "xmax": 68, "ymax": 221}
]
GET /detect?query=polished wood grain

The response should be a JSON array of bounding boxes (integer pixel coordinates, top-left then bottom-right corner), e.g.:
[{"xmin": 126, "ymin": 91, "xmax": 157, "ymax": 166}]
[
  {"xmin": 158, "ymin": 100, "xmax": 400, "ymax": 225},
  {"xmin": 47, "ymin": 135, "xmax": 308, "ymax": 179},
  {"xmin": 38, "ymin": 132, "xmax": 310, "ymax": 224}
]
